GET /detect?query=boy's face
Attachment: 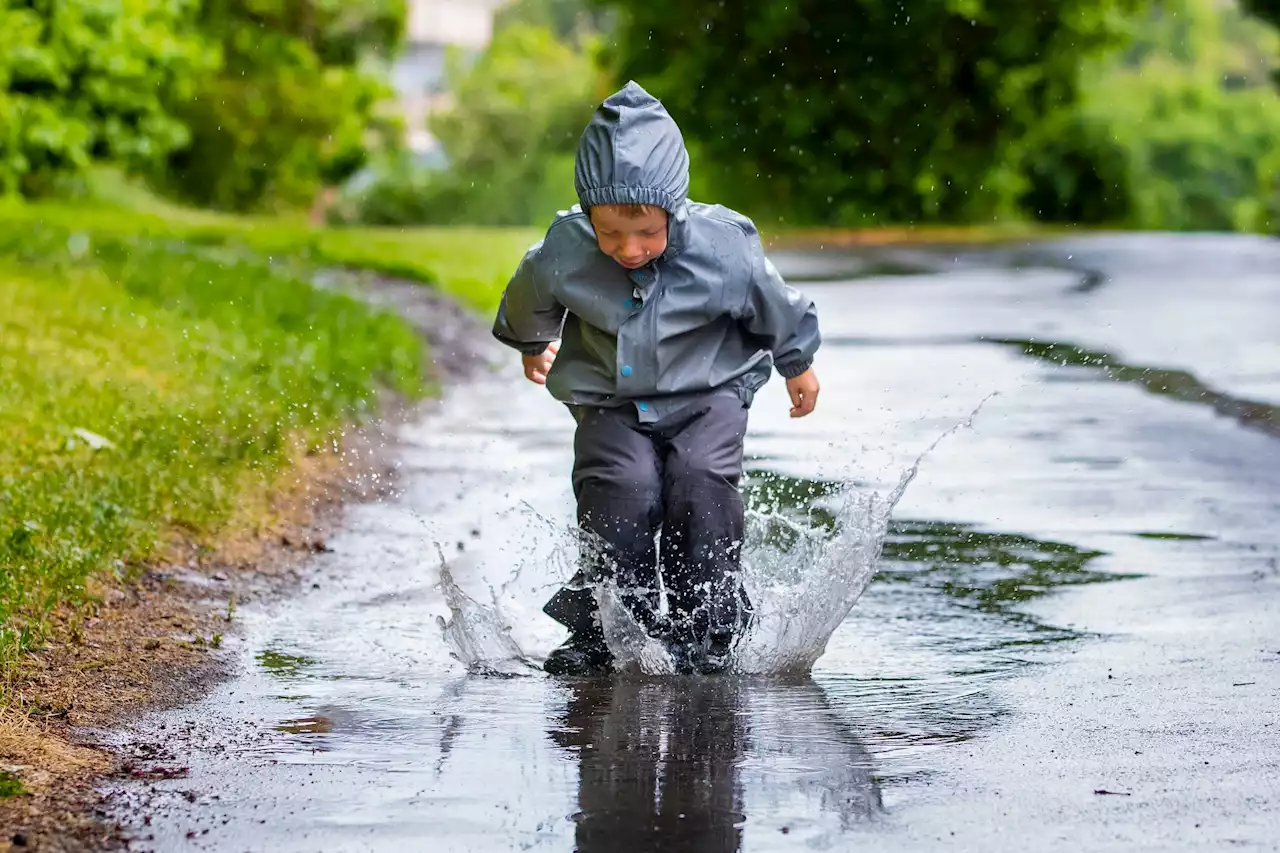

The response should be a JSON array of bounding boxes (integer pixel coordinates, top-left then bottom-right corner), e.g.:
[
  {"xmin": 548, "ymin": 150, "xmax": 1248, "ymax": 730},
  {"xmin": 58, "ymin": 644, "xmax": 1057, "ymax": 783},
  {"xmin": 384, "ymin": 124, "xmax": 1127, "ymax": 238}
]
[{"xmin": 589, "ymin": 205, "xmax": 669, "ymax": 269}]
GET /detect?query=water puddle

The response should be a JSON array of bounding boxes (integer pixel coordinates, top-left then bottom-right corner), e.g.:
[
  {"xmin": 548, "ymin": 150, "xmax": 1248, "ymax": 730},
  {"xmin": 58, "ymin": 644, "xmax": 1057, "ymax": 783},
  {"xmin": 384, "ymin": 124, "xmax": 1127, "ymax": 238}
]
[
  {"xmin": 993, "ymin": 337, "xmax": 1280, "ymax": 439},
  {"xmin": 104, "ymin": 235, "xmax": 1280, "ymax": 849}
]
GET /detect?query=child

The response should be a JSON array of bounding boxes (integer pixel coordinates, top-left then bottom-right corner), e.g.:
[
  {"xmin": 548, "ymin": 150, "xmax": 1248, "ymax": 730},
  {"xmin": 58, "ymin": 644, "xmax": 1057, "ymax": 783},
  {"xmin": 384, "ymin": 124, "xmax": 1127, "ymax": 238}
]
[{"xmin": 492, "ymin": 81, "xmax": 821, "ymax": 675}]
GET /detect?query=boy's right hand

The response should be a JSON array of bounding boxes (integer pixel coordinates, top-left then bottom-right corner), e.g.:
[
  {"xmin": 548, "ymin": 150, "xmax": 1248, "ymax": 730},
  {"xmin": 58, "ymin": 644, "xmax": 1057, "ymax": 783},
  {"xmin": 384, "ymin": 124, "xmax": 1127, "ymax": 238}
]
[{"xmin": 522, "ymin": 341, "xmax": 559, "ymax": 385}]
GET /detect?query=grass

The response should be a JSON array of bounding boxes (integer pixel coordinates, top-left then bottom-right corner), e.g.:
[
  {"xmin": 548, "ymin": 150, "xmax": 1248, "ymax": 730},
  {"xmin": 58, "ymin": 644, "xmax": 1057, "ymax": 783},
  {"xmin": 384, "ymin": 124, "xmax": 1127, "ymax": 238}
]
[
  {"xmin": 0, "ymin": 769, "xmax": 25, "ymax": 798},
  {"xmin": 0, "ymin": 176, "xmax": 540, "ymax": 682},
  {"xmin": 0, "ymin": 188, "xmax": 537, "ymax": 314},
  {"xmin": 0, "ymin": 205, "xmax": 445, "ymax": 677},
  {"xmin": 0, "ymin": 173, "xmax": 542, "ymax": 683}
]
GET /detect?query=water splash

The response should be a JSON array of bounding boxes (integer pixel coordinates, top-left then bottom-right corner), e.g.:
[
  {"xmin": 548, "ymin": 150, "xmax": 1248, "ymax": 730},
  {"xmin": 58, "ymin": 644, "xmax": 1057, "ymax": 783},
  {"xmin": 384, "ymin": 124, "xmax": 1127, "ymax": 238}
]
[
  {"xmin": 435, "ymin": 547, "xmax": 541, "ymax": 677},
  {"xmin": 439, "ymin": 400, "xmax": 993, "ymax": 676},
  {"xmin": 733, "ymin": 467, "xmax": 914, "ymax": 674}
]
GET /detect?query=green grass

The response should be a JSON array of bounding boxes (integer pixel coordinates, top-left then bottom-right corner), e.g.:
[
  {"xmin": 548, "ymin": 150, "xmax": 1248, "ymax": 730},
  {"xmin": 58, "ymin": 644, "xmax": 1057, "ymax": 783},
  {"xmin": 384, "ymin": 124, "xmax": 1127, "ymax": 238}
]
[
  {"xmin": 0, "ymin": 211, "xmax": 438, "ymax": 676},
  {"xmin": 0, "ymin": 769, "xmax": 25, "ymax": 798},
  {"xmin": 0, "ymin": 172, "xmax": 542, "ymax": 686},
  {"xmin": 0, "ymin": 194, "xmax": 537, "ymax": 313},
  {"xmin": 0, "ymin": 178, "xmax": 541, "ymax": 681}
]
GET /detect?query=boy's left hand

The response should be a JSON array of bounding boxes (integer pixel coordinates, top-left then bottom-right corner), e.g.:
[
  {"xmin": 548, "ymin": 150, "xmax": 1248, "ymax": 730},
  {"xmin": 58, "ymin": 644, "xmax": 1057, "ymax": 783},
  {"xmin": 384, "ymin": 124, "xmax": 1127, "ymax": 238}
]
[{"xmin": 786, "ymin": 368, "xmax": 820, "ymax": 418}]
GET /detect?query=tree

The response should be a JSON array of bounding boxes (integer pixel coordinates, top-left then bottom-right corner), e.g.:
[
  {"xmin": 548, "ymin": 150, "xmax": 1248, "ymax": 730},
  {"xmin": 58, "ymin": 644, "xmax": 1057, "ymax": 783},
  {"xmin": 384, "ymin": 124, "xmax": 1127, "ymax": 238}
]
[
  {"xmin": 0, "ymin": 0, "xmax": 212, "ymax": 196},
  {"xmin": 1242, "ymin": 1, "xmax": 1280, "ymax": 31},
  {"xmin": 593, "ymin": 0, "xmax": 1140, "ymax": 225},
  {"xmin": 331, "ymin": 21, "xmax": 605, "ymax": 226},
  {"xmin": 1023, "ymin": 0, "xmax": 1280, "ymax": 233},
  {"xmin": 156, "ymin": 0, "xmax": 406, "ymax": 211},
  {"xmin": 1240, "ymin": 0, "xmax": 1280, "ymax": 86}
]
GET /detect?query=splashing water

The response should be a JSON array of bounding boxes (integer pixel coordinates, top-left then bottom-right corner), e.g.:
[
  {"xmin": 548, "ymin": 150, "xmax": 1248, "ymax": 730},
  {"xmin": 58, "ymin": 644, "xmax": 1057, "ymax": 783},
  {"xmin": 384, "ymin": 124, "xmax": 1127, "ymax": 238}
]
[
  {"xmin": 435, "ymin": 547, "xmax": 542, "ymax": 677},
  {"xmin": 438, "ymin": 401, "xmax": 992, "ymax": 676}
]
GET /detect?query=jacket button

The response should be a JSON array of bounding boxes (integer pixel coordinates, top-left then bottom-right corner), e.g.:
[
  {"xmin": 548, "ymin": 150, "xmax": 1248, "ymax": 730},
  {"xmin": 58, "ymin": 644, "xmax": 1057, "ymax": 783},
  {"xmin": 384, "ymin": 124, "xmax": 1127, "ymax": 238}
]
[
  {"xmin": 638, "ymin": 402, "xmax": 649, "ymax": 412},
  {"xmin": 621, "ymin": 365, "xmax": 633, "ymax": 377}
]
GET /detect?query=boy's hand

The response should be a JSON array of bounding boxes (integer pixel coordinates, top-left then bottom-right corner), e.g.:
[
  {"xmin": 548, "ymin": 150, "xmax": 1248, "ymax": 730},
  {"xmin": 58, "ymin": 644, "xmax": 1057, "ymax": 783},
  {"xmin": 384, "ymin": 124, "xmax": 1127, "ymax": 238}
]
[
  {"xmin": 786, "ymin": 368, "xmax": 820, "ymax": 418},
  {"xmin": 522, "ymin": 341, "xmax": 558, "ymax": 385}
]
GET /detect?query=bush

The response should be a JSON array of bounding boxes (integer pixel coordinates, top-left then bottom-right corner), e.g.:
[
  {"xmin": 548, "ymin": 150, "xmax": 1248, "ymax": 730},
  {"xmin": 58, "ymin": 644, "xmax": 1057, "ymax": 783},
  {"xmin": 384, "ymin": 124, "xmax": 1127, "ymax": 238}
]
[
  {"xmin": 1092, "ymin": 71, "xmax": 1280, "ymax": 231},
  {"xmin": 153, "ymin": 0, "xmax": 406, "ymax": 212},
  {"xmin": 0, "ymin": 0, "xmax": 212, "ymax": 196},
  {"xmin": 333, "ymin": 21, "xmax": 603, "ymax": 226},
  {"xmin": 1024, "ymin": 0, "xmax": 1280, "ymax": 232}
]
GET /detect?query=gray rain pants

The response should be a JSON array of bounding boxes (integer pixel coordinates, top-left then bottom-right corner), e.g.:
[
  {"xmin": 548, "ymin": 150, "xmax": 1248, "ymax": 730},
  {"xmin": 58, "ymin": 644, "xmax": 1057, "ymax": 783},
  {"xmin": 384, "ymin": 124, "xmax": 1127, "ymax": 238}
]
[{"xmin": 542, "ymin": 394, "xmax": 753, "ymax": 643}]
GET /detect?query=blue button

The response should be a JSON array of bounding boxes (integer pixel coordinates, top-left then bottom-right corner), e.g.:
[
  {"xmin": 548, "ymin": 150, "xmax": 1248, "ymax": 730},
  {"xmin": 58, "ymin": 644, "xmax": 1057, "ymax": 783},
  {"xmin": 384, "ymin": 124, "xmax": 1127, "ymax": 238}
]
[
  {"xmin": 621, "ymin": 365, "xmax": 633, "ymax": 377},
  {"xmin": 638, "ymin": 402, "xmax": 649, "ymax": 412}
]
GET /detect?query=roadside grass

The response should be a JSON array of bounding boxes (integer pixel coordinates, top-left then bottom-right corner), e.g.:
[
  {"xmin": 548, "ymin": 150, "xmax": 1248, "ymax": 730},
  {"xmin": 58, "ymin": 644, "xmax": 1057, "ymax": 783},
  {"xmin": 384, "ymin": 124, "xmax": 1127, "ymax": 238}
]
[
  {"xmin": 0, "ymin": 195, "xmax": 538, "ymax": 313},
  {"xmin": 0, "ymin": 214, "xmax": 433, "ymax": 682}
]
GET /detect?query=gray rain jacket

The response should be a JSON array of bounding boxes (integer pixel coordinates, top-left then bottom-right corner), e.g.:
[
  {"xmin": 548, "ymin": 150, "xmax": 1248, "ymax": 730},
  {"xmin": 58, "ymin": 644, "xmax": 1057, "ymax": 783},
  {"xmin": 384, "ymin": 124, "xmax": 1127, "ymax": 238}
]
[{"xmin": 492, "ymin": 81, "xmax": 820, "ymax": 424}]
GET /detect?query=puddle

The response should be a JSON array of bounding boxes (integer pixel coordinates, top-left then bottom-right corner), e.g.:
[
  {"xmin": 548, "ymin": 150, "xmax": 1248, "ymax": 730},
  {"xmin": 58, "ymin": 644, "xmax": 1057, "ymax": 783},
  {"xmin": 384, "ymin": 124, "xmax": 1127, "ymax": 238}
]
[
  {"xmin": 103, "ymin": 235, "xmax": 1280, "ymax": 851},
  {"xmin": 256, "ymin": 650, "xmax": 317, "ymax": 677},
  {"xmin": 993, "ymin": 337, "xmax": 1280, "ymax": 439}
]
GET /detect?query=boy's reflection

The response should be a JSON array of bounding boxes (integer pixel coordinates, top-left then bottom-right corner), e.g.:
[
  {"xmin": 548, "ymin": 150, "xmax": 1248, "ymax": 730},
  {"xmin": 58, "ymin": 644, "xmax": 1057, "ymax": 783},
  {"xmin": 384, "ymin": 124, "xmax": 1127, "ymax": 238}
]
[{"xmin": 550, "ymin": 676, "xmax": 881, "ymax": 852}]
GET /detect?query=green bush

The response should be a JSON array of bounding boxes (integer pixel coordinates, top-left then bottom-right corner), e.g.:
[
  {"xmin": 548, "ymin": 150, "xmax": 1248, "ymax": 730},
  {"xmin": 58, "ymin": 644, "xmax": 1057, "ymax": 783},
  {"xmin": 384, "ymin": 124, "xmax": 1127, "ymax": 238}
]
[
  {"xmin": 153, "ymin": 0, "xmax": 406, "ymax": 212},
  {"xmin": 0, "ymin": 0, "xmax": 213, "ymax": 196},
  {"xmin": 1024, "ymin": 0, "xmax": 1280, "ymax": 232},
  {"xmin": 1088, "ymin": 70, "xmax": 1280, "ymax": 231},
  {"xmin": 333, "ymin": 21, "xmax": 602, "ymax": 227}
]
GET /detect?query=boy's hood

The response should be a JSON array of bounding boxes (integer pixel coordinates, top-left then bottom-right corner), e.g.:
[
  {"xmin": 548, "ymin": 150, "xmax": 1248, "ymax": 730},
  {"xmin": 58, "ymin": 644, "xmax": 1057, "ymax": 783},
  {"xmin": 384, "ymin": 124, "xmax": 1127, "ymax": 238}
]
[{"xmin": 574, "ymin": 81, "xmax": 690, "ymax": 216}]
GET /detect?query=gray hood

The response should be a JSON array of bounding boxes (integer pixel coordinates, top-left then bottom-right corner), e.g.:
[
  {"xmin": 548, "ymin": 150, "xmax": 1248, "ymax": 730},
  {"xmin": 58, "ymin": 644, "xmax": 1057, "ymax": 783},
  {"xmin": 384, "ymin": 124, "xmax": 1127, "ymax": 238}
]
[{"xmin": 574, "ymin": 81, "xmax": 690, "ymax": 214}]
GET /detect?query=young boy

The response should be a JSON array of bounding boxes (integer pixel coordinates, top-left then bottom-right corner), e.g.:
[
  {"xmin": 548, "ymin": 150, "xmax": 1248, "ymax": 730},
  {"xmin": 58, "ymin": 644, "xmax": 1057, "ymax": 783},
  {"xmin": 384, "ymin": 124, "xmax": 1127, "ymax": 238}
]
[{"xmin": 492, "ymin": 81, "xmax": 821, "ymax": 676}]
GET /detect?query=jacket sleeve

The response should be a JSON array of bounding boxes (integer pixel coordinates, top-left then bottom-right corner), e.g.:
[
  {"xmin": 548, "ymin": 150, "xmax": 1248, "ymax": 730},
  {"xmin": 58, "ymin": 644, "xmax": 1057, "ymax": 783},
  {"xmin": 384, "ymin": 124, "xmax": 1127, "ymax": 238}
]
[
  {"xmin": 492, "ymin": 239, "xmax": 566, "ymax": 356},
  {"xmin": 739, "ymin": 231, "xmax": 821, "ymax": 378}
]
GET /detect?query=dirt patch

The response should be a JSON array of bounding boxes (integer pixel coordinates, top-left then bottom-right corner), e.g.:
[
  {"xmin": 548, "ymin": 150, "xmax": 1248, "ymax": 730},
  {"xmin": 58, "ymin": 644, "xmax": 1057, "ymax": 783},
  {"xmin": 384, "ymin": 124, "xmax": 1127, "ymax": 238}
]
[{"xmin": 0, "ymin": 275, "xmax": 494, "ymax": 851}]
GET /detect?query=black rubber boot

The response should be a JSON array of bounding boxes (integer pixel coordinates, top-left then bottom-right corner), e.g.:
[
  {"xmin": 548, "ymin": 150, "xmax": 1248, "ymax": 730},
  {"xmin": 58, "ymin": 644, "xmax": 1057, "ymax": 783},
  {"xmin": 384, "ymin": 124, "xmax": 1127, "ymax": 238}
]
[
  {"xmin": 692, "ymin": 626, "xmax": 736, "ymax": 675},
  {"xmin": 544, "ymin": 625, "xmax": 614, "ymax": 677}
]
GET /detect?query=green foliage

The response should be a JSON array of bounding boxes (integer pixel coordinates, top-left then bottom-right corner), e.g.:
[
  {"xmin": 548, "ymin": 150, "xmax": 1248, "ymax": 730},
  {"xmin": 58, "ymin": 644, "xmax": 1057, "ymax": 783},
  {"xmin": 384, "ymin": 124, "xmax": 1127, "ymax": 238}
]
[
  {"xmin": 0, "ymin": 0, "xmax": 213, "ymax": 197},
  {"xmin": 155, "ymin": 0, "xmax": 406, "ymax": 211},
  {"xmin": 1242, "ymin": 0, "xmax": 1280, "ymax": 33},
  {"xmin": 1025, "ymin": 0, "xmax": 1280, "ymax": 232},
  {"xmin": 495, "ymin": 0, "xmax": 616, "ymax": 43},
  {"xmin": 12, "ymin": 181, "xmax": 541, "ymax": 309},
  {"xmin": 593, "ymin": 0, "xmax": 1140, "ymax": 226},
  {"xmin": 0, "ymin": 769, "xmax": 25, "ymax": 798},
  {"xmin": 0, "ymin": 207, "xmax": 425, "ymax": 672},
  {"xmin": 333, "ymin": 20, "xmax": 602, "ymax": 226},
  {"xmin": 1239, "ymin": 0, "xmax": 1280, "ymax": 87}
]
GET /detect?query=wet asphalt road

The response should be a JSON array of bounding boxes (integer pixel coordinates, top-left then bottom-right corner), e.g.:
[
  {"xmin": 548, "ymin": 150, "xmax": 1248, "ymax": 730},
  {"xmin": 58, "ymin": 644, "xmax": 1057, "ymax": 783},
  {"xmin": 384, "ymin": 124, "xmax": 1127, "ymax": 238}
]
[{"xmin": 102, "ymin": 233, "xmax": 1280, "ymax": 851}]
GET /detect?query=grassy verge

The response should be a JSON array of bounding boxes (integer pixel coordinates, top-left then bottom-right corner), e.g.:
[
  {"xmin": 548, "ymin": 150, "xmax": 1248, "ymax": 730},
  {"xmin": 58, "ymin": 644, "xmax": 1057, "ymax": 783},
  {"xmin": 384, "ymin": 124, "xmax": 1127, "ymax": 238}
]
[
  {"xmin": 0, "ymin": 209, "xmax": 435, "ymax": 680},
  {"xmin": 0, "ymin": 197, "xmax": 538, "ymax": 313},
  {"xmin": 0, "ymin": 180, "xmax": 538, "ymax": 683}
]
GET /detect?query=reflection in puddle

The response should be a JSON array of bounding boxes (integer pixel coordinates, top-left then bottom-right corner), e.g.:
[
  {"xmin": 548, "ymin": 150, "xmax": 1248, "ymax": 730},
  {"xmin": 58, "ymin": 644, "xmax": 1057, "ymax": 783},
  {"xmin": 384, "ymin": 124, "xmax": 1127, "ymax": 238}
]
[
  {"xmin": 257, "ymin": 649, "xmax": 317, "ymax": 677},
  {"xmin": 745, "ymin": 470, "xmax": 1133, "ymax": 647},
  {"xmin": 994, "ymin": 337, "xmax": 1280, "ymax": 439},
  {"xmin": 275, "ymin": 715, "xmax": 333, "ymax": 735},
  {"xmin": 551, "ymin": 676, "xmax": 881, "ymax": 852}
]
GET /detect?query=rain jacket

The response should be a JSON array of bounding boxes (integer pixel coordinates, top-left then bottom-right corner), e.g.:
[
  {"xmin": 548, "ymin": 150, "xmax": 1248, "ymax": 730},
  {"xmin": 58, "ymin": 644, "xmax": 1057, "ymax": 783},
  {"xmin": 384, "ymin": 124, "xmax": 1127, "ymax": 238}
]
[{"xmin": 492, "ymin": 81, "xmax": 820, "ymax": 424}]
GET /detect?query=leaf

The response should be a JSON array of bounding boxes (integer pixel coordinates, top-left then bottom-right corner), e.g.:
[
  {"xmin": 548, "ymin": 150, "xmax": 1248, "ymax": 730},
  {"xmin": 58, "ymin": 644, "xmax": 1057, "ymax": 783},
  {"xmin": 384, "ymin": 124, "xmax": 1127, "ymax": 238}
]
[{"xmin": 72, "ymin": 427, "xmax": 116, "ymax": 450}]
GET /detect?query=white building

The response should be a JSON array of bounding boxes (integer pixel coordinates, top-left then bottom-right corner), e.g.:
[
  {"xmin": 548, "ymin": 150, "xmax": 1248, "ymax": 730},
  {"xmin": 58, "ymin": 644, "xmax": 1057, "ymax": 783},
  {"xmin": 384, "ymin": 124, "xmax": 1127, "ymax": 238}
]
[{"xmin": 391, "ymin": 0, "xmax": 510, "ymax": 153}]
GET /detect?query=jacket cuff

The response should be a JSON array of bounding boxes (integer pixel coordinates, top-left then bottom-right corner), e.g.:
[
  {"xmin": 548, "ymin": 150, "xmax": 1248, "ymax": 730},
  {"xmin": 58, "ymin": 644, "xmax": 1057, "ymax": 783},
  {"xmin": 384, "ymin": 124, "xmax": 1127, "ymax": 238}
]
[
  {"xmin": 776, "ymin": 357, "xmax": 813, "ymax": 379},
  {"xmin": 518, "ymin": 342, "xmax": 550, "ymax": 356}
]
